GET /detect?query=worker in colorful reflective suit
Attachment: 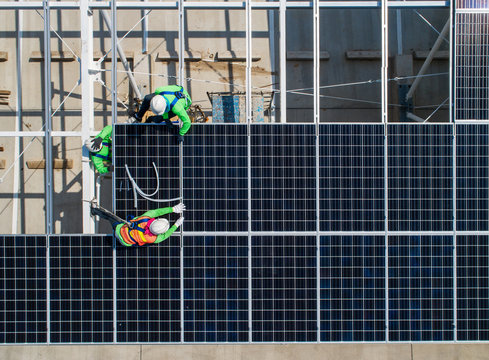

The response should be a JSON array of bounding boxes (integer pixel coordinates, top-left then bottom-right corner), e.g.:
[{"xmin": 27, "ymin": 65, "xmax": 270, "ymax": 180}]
[
  {"xmin": 84, "ymin": 125, "xmax": 113, "ymax": 174},
  {"xmin": 128, "ymin": 85, "xmax": 192, "ymax": 143},
  {"xmin": 90, "ymin": 203, "xmax": 186, "ymax": 247}
]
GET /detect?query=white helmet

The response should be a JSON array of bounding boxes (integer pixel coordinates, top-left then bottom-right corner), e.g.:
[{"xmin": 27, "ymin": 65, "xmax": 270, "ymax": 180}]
[
  {"xmin": 149, "ymin": 218, "xmax": 169, "ymax": 235},
  {"xmin": 84, "ymin": 137, "xmax": 102, "ymax": 152},
  {"xmin": 150, "ymin": 95, "xmax": 167, "ymax": 115}
]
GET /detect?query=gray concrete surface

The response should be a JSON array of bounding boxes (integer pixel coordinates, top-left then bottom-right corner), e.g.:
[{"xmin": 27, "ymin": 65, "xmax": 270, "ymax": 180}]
[{"xmin": 2, "ymin": 343, "xmax": 489, "ymax": 360}]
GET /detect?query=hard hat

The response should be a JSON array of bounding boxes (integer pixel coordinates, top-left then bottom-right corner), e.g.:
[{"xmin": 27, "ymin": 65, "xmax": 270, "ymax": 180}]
[
  {"xmin": 149, "ymin": 218, "xmax": 169, "ymax": 235},
  {"xmin": 150, "ymin": 95, "xmax": 167, "ymax": 115},
  {"xmin": 84, "ymin": 137, "xmax": 102, "ymax": 152}
]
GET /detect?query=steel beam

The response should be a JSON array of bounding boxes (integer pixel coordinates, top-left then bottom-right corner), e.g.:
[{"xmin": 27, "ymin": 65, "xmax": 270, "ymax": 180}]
[
  {"xmin": 0, "ymin": 1, "xmax": 451, "ymax": 10},
  {"xmin": 279, "ymin": 0, "xmax": 286, "ymax": 123},
  {"xmin": 81, "ymin": 0, "xmax": 96, "ymax": 233}
]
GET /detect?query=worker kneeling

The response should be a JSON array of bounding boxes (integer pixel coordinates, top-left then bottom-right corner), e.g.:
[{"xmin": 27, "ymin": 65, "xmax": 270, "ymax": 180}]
[
  {"xmin": 128, "ymin": 85, "xmax": 192, "ymax": 144},
  {"xmin": 91, "ymin": 202, "xmax": 185, "ymax": 247}
]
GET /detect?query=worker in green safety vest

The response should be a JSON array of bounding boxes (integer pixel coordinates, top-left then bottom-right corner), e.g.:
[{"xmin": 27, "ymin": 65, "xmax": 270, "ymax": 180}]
[
  {"xmin": 84, "ymin": 125, "xmax": 113, "ymax": 174},
  {"xmin": 128, "ymin": 85, "xmax": 192, "ymax": 143}
]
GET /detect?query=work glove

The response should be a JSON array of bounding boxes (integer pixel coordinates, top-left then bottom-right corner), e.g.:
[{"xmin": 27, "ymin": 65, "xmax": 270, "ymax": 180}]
[
  {"xmin": 147, "ymin": 115, "xmax": 162, "ymax": 123},
  {"xmin": 164, "ymin": 118, "xmax": 176, "ymax": 130},
  {"xmin": 173, "ymin": 203, "xmax": 186, "ymax": 214},
  {"xmin": 127, "ymin": 110, "xmax": 141, "ymax": 123},
  {"xmin": 175, "ymin": 216, "xmax": 184, "ymax": 228},
  {"xmin": 176, "ymin": 134, "xmax": 184, "ymax": 144},
  {"xmin": 107, "ymin": 164, "xmax": 114, "ymax": 172},
  {"xmin": 91, "ymin": 137, "xmax": 103, "ymax": 152}
]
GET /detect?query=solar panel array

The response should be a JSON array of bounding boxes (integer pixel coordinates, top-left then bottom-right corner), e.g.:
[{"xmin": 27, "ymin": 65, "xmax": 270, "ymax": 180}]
[
  {"xmin": 3, "ymin": 122, "xmax": 489, "ymax": 343},
  {"xmin": 455, "ymin": 0, "xmax": 489, "ymax": 120}
]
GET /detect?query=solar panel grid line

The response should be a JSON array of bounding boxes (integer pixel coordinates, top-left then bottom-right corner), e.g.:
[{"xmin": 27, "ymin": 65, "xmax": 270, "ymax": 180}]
[
  {"xmin": 49, "ymin": 235, "xmax": 113, "ymax": 343},
  {"xmin": 0, "ymin": 236, "xmax": 47, "ymax": 343}
]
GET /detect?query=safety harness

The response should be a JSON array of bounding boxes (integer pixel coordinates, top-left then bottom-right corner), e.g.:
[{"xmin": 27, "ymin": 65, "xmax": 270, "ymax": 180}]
[
  {"xmin": 119, "ymin": 215, "xmax": 156, "ymax": 245},
  {"xmin": 158, "ymin": 86, "xmax": 190, "ymax": 113}
]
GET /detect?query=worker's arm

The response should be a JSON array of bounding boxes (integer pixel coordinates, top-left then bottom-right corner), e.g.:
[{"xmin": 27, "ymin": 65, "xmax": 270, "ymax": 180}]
[
  {"xmin": 141, "ymin": 206, "xmax": 174, "ymax": 218},
  {"xmin": 153, "ymin": 224, "xmax": 178, "ymax": 244},
  {"xmin": 174, "ymin": 105, "xmax": 192, "ymax": 135},
  {"xmin": 91, "ymin": 154, "xmax": 109, "ymax": 174},
  {"xmin": 97, "ymin": 125, "xmax": 113, "ymax": 140}
]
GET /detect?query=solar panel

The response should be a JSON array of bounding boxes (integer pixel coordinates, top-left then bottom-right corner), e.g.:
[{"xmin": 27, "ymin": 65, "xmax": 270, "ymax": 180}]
[
  {"xmin": 456, "ymin": 124, "xmax": 489, "ymax": 231},
  {"xmin": 251, "ymin": 125, "xmax": 316, "ymax": 232},
  {"xmin": 183, "ymin": 236, "xmax": 248, "ymax": 342},
  {"xmin": 455, "ymin": 4, "xmax": 489, "ymax": 120},
  {"xmin": 252, "ymin": 236, "xmax": 316, "ymax": 342},
  {"xmin": 388, "ymin": 124, "xmax": 453, "ymax": 231},
  {"xmin": 49, "ymin": 235, "xmax": 113, "ymax": 343},
  {"xmin": 320, "ymin": 236, "xmax": 385, "ymax": 342},
  {"xmin": 114, "ymin": 124, "xmax": 180, "ymax": 222},
  {"xmin": 116, "ymin": 236, "xmax": 181, "ymax": 342},
  {"xmin": 0, "ymin": 236, "xmax": 47, "ymax": 343},
  {"xmin": 388, "ymin": 236, "xmax": 453, "ymax": 341},
  {"xmin": 183, "ymin": 125, "xmax": 248, "ymax": 232},
  {"xmin": 319, "ymin": 124, "xmax": 384, "ymax": 231},
  {"xmin": 457, "ymin": 235, "xmax": 489, "ymax": 341}
]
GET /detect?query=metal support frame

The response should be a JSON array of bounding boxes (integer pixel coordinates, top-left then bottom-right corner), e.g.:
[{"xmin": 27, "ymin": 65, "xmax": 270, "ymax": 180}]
[
  {"xmin": 279, "ymin": 0, "xmax": 286, "ymax": 123},
  {"xmin": 100, "ymin": 9, "xmax": 142, "ymax": 100},
  {"xmin": 42, "ymin": 0, "xmax": 52, "ymax": 343},
  {"xmin": 178, "ymin": 0, "xmax": 185, "ymax": 343},
  {"xmin": 405, "ymin": 19, "xmax": 450, "ymax": 102},
  {"xmin": 81, "ymin": 0, "xmax": 96, "ymax": 233}
]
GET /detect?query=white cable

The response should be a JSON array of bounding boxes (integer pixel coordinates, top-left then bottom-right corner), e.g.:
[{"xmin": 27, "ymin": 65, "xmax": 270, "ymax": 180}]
[
  {"xmin": 423, "ymin": 97, "xmax": 449, "ymax": 123},
  {"xmin": 125, "ymin": 162, "xmax": 182, "ymax": 208},
  {"xmin": 413, "ymin": 10, "xmax": 450, "ymax": 45}
]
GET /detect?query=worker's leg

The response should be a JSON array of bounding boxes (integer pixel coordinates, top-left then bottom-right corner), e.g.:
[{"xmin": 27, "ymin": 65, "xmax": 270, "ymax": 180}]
[
  {"xmin": 90, "ymin": 204, "xmax": 122, "ymax": 225},
  {"xmin": 136, "ymin": 93, "xmax": 156, "ymax": 120}
]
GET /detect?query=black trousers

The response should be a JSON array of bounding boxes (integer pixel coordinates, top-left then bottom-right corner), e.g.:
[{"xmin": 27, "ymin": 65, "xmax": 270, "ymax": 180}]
[{"xmin": 91, "ymin": 205, "xmax": 122, "ymax": 230}]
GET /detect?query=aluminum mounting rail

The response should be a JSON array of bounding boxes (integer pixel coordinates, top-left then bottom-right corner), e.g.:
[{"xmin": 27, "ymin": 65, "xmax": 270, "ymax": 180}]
[{"xmin": 0, "ymin": 1, "xmax": 449, "ymax": 9}]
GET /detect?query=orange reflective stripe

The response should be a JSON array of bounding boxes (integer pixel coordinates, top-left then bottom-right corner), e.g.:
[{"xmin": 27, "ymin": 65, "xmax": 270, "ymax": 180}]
[{"xmin": 119, "ymin": 216, "xmax": 158, "ymax": 246}]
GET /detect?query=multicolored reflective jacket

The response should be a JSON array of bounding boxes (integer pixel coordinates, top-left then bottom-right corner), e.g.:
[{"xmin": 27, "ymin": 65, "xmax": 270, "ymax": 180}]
[
  {"xmin": 90, "ymin": 125, "xmax": 112, "ymax": 174},
  {"xmin": 114, "ymin": 206, "xmax": 179, "ymax": 247}
]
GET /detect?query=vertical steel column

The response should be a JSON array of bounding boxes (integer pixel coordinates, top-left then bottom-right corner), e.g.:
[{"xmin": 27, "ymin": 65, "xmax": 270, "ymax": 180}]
[
  {"xmin": 450, "ymin": 0, "xmax": 457, "ymax": 342},
  {"xmin": 246, "ymin": 0, "xmax": 253, "ymax": 343},
  {"xmin": 43, "ymin": 0, "xmax": 52, "ymax": 343},
  {"xmin": 178, "ymin": 0, "xmax": 185, "ymax": 343},
  {"xmin": 43, "ymin": 0, "xmax": 53, "ymax": 235},
  {"xmin": 81, "ymin": 0, "xmax": 96, "ymax": 233},
  {"xmin": 381, "ymin": 0, "xmax": 389, "ymax": 342},
  {"xmin": 142, "ymin": 0, "xmax": 148, "ymax": 53},
  {"xmin": 110, "ymin": 0, "xmax": 118, "ymax": 344},
  {"xmin": 313, "ymin": 0, "xmax": 320, "ymax": 130},
  {"xmin": 312, "ymin": 0, "xmax": 321, "ymax": 343},
  {"xmin": 449, "ymin": 0, "xmax": 454, "ymax": 123},
  {"xmin": 279, "ymin": 0, "xmax": 286, "ymax": 123},
  {"xmin": 12, "ymin": 7, "xmax": 23, "ymax": 233}
]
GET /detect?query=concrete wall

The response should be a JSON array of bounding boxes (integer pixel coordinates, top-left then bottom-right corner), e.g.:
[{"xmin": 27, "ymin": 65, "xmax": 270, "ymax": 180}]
[{"xmin": 1, "ymin": 343, "xmax": 489, "ymax": 360}]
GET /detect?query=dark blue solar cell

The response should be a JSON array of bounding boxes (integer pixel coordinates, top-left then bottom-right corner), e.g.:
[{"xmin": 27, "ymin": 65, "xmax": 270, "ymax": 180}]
[
  {"xmin": 184, "ymin": 236, "xmax": 248, "ymax": 342},
  {"xmin": 319, "ymin": 125, "xmax": 384, "ymax": 231},
  {"xmin": 388, "ymin": 125, "xmax": 453, "ymax": 231},
  {"xmin": 251, "ymin": 125, "xmax": 316, "ymax": 232},
  {"xmin": 388, "ymin": 236, "xmax": 453, "ymax": 341},
  {"xmin": 456, "ymin": 124, "xmax": 489, "ymax": 231},
  {"xmin": 116, "ymin": 236, "xmax": 181, "ymax": 342},
  {"xmin": 49, "ymin": 235, "xmax": 113, "ymax": 343},
  {"xmin": 457, "ymin": 235, "xmax": 489, "ymax": 340},
  {"xmin": 114, "ymin": 124, "xmax": 180, "ymax": 222},
  {"xmin": 0, "ymin": 236, "xmax": 47, "ymax": 343},
  {"xmin": 252, "ymin": 236, "xmax": 316, "ymax": 342},
  {"xmin": 183, "ymin": 125, "xmax": 248, "ymax": 232},
  {"xmin": 320, "ymin": 236, "xmax": 385, "ymax": 341}
]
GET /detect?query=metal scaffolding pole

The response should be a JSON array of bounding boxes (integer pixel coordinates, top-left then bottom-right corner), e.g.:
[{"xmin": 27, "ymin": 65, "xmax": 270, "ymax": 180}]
[
  {"xmin": 279, "ymin": 0, "xmax": 286, "ymax": 123},
  {"xmin": 43, "ymin": 0, "xmax": 53, "ymax": 235},
  {"xmin": 81, "ymin": 0, "xmax": 96, "ymax": 233},
  {"xmin": 100, "ymin": 9, "xmax": 142, "ymax": 100}
]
